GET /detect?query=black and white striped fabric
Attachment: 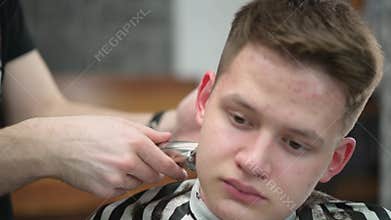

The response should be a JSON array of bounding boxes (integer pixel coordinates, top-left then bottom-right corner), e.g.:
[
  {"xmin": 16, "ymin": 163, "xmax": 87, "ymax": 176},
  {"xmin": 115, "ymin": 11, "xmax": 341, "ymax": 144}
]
[
  {"xmin": 91, "ymin": 179, "xmax": 217, "ymax": 220},
  {"xmin": 91, "ymin": 179, "xmax": 391, "ymax": 220}
]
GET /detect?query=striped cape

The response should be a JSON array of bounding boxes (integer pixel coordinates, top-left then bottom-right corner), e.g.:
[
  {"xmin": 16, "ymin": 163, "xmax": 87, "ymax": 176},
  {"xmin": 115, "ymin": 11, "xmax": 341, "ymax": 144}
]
[{"xmin": 91, "ymin": 179, "xmax": 391, "ymax": 220}]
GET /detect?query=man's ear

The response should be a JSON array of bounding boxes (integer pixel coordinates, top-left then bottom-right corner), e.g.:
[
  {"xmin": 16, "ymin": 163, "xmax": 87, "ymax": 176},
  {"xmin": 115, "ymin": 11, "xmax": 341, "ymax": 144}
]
[
  {"xmin": 320, "ymin": 137, "xmax": 356, "ymax": 183},
  {"xmin": 196, "ymin": 71, "xmax": 216, "ymax": 125}
]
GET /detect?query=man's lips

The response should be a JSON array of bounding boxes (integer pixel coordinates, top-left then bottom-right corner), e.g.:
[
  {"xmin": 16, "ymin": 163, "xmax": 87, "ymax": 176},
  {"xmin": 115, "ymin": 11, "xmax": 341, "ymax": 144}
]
[{"xmin": 222, "ymin": 178, "xmax": 267, "ymax": 204}]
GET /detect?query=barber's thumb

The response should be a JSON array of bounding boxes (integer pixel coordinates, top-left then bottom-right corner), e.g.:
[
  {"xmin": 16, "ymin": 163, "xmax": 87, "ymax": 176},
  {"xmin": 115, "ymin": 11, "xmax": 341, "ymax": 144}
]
[{"xmin": 144, "ymin": 127, "xmax": 172, "ymax": 144}]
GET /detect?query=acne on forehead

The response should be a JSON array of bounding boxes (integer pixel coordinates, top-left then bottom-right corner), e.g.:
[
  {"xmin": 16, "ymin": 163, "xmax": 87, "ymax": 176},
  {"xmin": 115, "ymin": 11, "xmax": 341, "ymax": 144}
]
[
  {"xmin": 285, "ymin": 72, "xmax": 346, "ymax": 125},
  {"xmin": 238, "ymin": 43, "xmax": 346, "ymax": 105},
  {"xmin": 287, "ymin": 70, "xmax": 342, "ymax": 102},
  {"xmin": 222, "ymin": 44, "xmax": 347, "ymax": 136}
]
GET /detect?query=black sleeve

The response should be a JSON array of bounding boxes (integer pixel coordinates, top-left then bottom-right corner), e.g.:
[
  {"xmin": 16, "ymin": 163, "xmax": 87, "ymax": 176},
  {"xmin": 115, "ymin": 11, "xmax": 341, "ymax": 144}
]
[
  {"xmin": 1, "ymin": 0, "xmax": 35, "ymax": 65},
  {"xmin": 0, "ymin": 195, "xmax": 13, "ymax": 220},
  {"xmin": 0, "ymin": 1, "xmax": 35, "ymax": 219}
]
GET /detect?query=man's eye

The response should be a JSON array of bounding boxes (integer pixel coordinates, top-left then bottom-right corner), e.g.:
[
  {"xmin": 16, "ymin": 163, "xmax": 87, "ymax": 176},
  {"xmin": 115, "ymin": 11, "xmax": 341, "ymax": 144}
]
[
  {"xmin": 282, "ymin": 137, "xmax": 305, "ymax": 151},
  {"xmin": 233, "ymin": 114, "xmax": 246, "ymax": 124},
  {"xmin": 288, "ymin": 140, "xmax": 303, "ymax": 150},
  {"xmin": 229, "ymin": 112, "xmax": 251, "ymax": 128}
]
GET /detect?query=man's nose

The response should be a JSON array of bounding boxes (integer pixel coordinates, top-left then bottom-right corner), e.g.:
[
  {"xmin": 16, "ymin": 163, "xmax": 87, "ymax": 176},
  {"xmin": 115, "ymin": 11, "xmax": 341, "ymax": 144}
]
[{"xmin": 234, "ymin": 134, "xmax": 274, "ymax": 180}]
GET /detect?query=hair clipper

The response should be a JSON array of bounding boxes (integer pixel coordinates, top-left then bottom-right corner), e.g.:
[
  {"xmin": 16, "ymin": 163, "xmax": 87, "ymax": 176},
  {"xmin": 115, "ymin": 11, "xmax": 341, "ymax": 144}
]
[{"xmin": 161, "ymin": 141, "xmax": 198, "ymax": 171}]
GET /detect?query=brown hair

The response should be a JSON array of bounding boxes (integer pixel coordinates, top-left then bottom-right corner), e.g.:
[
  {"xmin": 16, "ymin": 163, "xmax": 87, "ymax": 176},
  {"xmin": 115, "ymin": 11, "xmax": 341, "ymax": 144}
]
[{"xmin": 217, "ymin": 0, "xmax": 383, "ymax": 132}]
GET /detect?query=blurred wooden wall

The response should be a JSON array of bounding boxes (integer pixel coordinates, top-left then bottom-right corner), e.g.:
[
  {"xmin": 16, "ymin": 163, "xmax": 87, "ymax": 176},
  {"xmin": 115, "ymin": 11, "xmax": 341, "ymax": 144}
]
[{"xmin": 352, "ymin": 0, "xmax": 363, "ymax": 10}]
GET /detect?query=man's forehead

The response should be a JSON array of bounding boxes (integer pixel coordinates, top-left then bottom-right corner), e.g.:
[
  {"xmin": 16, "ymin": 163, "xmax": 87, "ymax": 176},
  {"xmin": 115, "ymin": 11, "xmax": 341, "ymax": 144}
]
[{"xmin": 223, "ymin": 43, "xmax": 347, "ymax": 107}]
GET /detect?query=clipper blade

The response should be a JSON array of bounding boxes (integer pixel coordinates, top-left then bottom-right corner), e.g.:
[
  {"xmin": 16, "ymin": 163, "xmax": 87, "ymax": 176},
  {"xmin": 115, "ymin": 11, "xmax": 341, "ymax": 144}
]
[{"xmin": 161, "ymin": 141, "xmax": 198, "ymax": 171}]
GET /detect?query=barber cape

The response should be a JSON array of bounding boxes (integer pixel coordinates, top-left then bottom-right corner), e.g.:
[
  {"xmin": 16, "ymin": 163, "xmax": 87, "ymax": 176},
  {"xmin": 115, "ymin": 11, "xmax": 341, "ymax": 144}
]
[{"xmin": 91, "ymin": 179, "xmax": 391, "ymax": 220}]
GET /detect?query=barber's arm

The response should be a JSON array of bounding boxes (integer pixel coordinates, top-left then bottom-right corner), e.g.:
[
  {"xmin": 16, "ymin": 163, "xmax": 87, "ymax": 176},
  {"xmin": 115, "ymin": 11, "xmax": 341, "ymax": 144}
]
[
  {"xmin": 0, "ymin": 50, "xmax": 193, "ymax": 196},
  {"xmin": 3, "ymin": 49, "xmax": 200, "ymax": 133},
  {"xmin": 2, "ymin": 50, "xmax": 152, "ymax": 125},
  {"xmin": 0, "ymin": 115, "xmax": 190, "ymax": 197}
]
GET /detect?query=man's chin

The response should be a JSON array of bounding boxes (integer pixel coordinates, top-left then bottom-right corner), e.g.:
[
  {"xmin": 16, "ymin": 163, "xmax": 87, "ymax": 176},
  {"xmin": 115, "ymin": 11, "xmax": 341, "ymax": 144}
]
[
  {"xmin": 211, "ymin": 200, "xmax": 270, "ymax": 220},
  {"xmin": 203, "ymin": 192, "xmax": 293, "ymax": 220}
]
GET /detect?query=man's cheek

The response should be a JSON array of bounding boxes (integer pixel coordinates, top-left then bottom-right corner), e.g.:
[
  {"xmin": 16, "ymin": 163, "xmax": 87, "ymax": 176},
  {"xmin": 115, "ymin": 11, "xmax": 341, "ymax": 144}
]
[{"xmin": 277, "ymin": 169, "xmax": 319, "ymax": 204}]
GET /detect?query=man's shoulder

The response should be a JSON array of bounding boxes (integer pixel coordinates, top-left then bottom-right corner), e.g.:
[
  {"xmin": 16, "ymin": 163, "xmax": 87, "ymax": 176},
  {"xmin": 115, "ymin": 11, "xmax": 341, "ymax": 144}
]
[
  {"xmin": 91, "ymin": 179, "xmax": 196, "ymax": 220},
  {"xmin": 152, "ymin": 179, "xmax": 196, "ymax": 197},
  {"xmin": 130, "ymin": 179, "xmax": 195, "ymax": 204},
  {"xmin": 297, "ymin": 191, "xmax": 391, "ymax": 220}
]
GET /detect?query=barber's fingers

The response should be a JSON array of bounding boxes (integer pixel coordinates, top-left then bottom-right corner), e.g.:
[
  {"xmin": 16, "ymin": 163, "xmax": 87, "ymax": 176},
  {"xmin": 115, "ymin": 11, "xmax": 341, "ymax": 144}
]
[
  {"xmin": 136, "ymin": 138, "xmax": 188, "ymax": 181},
  {"xmin": 126, "ymin": 156, "xmax": 164, "ymax": 184},
  {"xmin": 131, "ymin": 122, "xmax": 172, "ymax": 144}
]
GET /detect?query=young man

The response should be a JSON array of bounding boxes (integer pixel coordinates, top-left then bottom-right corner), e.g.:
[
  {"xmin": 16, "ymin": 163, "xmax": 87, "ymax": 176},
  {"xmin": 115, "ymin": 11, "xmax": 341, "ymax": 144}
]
[{"xmin": 91, "ymin": 0, "xmax": 390, "ymax": 219}]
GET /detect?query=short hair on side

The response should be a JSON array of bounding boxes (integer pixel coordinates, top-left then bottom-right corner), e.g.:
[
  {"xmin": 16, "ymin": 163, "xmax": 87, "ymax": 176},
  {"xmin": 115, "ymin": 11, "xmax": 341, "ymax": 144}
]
[{"xmin": 216, "ymin": 0, "xmax": 383, "ymax": 133}]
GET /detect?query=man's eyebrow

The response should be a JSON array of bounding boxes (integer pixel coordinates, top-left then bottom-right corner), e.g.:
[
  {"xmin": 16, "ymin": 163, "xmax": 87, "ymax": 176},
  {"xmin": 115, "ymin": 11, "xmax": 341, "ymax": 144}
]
[{"xmin": 222, "ymin": 94, "xmax": 257, "ymax": 112}]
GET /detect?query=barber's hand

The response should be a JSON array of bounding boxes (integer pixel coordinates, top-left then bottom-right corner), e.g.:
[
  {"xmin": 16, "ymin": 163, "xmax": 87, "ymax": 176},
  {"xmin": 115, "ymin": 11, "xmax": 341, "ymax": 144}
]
[{"xmin": 22, "ymin": 116, "xmax": 188, "ymax": 197}]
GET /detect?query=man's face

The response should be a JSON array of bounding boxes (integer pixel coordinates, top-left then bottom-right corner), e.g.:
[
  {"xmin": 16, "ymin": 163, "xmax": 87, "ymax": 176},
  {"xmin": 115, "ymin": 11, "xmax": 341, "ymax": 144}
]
[{"xmin": 195, "ymin": 43, "xmax": 355, "ymax": 220}]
